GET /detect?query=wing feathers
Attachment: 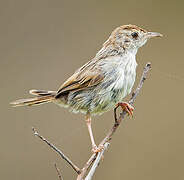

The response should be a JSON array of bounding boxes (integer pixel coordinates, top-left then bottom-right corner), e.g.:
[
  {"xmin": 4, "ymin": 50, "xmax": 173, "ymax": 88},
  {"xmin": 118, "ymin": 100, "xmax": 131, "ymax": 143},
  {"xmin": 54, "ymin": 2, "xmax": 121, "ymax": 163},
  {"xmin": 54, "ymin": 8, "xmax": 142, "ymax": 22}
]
[{"xmin": 56, "ymin": 63, "xmax": 104, "ymax": 98}]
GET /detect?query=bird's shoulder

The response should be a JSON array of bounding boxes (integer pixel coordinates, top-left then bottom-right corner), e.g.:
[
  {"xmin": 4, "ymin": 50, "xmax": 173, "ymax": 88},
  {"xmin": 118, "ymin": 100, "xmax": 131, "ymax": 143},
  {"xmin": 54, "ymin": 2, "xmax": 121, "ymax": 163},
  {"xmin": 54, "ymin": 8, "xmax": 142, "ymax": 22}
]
[{"xmin": 55, "ymin": 58, "xmax": 104, "ymax": 98}]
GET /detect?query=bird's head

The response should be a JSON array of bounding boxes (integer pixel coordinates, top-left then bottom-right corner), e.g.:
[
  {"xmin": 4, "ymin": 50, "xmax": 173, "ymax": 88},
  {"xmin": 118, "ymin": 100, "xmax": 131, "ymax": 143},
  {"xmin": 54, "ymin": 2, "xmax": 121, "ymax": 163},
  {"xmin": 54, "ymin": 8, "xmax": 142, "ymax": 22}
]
[{"xmin": 104, "ymin": 24, "xmax": 162, "ymax": 53}]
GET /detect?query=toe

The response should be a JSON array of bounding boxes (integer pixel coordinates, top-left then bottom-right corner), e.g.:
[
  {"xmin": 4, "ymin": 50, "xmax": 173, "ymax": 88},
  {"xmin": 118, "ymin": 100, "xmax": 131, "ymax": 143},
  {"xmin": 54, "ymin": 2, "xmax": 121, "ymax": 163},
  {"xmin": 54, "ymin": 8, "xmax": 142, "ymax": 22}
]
[
  {"xmin": 117, "ymin": 102, "xmax": 134, "ymax": 117},
  {"xmin": 92, "ymin": 145, "xmax": 104, "ymax": 153},
  {"xmin": 92, "ymin": 145, "xmax": 98, "ymax": 153}
]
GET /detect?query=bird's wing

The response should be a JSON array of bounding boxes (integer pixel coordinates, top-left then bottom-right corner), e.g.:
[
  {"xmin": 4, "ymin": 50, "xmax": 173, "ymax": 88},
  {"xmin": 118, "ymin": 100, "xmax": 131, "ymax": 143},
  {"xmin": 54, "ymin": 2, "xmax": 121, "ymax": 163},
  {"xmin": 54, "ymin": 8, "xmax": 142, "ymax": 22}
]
[{"xmin": 55, "ymin": 60, "xmax": 104, "ymax": 98}]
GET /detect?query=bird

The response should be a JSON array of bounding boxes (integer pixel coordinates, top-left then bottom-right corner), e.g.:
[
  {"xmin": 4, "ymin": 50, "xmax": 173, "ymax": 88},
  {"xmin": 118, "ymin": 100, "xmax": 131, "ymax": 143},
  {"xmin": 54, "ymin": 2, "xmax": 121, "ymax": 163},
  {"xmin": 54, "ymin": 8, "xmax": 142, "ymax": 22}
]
[{"xmin": 10, "ymin": 24, "xmax": 162, "ymax": 153}]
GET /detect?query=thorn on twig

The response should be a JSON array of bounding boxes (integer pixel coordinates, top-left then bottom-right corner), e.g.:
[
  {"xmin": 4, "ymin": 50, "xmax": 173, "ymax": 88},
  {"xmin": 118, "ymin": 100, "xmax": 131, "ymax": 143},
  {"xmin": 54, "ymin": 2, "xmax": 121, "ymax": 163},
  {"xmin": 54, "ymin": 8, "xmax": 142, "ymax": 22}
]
[
  {"xmin": 54, "ymin": 163, "xmax": 63, "ymax": 180},
  {"xmin": 114, "ymin": 107, "xmax": 119, "ymax": 123}
]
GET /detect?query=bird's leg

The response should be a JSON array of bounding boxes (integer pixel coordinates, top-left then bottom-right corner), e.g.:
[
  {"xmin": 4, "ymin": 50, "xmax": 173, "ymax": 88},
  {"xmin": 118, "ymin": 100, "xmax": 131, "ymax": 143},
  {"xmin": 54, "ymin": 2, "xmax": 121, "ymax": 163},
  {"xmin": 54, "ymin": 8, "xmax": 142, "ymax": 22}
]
[
  {"xmin": 85, "ymin": 113, "xmax": 103, "ymax": 153},
  {"xmin": 116, "ymin": 102, "xmax": 134, "ymax": 116}
]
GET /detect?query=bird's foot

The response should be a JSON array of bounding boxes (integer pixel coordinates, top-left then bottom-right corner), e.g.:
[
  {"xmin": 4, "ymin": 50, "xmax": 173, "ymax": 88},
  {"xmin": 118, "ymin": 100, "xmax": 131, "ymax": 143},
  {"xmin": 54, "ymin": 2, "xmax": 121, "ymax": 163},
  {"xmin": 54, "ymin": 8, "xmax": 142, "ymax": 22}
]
[
  {"xmin": 92, "ymin": 144, "xmax": 104, "ymax": 153},
  {"xmin": 117, "ymin": 102, "xmax": 134, "ymax": 117}
]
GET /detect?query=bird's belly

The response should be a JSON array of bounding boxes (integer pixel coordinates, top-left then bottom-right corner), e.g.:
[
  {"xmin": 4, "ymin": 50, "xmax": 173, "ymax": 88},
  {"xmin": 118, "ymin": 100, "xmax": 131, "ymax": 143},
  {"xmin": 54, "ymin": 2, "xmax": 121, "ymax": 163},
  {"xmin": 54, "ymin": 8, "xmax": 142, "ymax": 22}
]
[{"xmin": 56, "ymin": 83, "xmax": 133, "ymax": 116}]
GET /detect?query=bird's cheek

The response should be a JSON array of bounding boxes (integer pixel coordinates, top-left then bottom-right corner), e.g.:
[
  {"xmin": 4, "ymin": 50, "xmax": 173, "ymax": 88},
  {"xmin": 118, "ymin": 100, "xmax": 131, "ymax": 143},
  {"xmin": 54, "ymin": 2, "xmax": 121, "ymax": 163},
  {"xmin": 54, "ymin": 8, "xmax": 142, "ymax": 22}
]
[{"xmin": 123, "ymin": 40, "xmax": 131, "ymax": 48}]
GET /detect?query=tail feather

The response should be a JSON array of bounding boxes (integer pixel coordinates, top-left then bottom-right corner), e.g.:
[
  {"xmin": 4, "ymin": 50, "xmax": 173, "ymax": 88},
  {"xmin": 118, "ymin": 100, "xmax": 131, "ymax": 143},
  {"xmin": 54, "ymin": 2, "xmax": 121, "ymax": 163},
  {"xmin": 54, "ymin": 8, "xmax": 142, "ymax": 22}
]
[
  {"xmin": 10, "ymin": 90, "xmax": 56, "ymax": 107},
  {"xmin": 29, "ymin": 89, "xmax": 56, "ymax": 96}
]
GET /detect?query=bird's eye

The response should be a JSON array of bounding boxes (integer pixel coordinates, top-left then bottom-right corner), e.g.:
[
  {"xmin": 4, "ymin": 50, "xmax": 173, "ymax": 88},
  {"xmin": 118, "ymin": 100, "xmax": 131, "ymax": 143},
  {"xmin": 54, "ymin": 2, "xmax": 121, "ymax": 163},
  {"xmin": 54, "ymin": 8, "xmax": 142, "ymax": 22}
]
[{"xmin": 131, "ymin": 32, "xmax": 139, "ymax": 39}]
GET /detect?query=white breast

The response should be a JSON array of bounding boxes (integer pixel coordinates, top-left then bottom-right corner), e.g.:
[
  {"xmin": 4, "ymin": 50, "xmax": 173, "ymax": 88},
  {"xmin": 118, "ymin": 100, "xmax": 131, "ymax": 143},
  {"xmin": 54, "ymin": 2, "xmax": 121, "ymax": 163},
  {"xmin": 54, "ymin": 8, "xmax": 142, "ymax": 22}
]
[
  {"xmin": 88, "ymin": 52, "xmax": 137, "ymax": 115},
  {"xmin": 101, "ymin": 52, "xmax": 137, "ymax": 97}
]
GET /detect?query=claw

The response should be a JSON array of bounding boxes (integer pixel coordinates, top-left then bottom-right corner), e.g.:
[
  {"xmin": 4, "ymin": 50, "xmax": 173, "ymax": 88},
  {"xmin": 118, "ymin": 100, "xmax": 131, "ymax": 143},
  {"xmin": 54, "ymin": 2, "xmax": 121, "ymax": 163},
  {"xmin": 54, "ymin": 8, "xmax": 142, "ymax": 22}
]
[{"xmin": 116, "ymin": 102, "xmax": 134, "ymax": 117}]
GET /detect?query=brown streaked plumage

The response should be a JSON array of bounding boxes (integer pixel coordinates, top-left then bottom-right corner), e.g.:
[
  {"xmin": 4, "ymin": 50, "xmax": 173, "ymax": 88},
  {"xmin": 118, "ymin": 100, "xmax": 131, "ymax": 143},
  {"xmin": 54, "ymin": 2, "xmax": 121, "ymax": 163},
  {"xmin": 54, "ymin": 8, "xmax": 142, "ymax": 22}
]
[
  {"xmin": 56, "ymin": 64, "xmax": 104, "ymax": 98},
  {"xmin": 103, "ymin": 25, "xmax": 147, "ymax": 48},
  {"xmin": 10, "ymin": 24, "xmax": 162, "ymax": 153}
]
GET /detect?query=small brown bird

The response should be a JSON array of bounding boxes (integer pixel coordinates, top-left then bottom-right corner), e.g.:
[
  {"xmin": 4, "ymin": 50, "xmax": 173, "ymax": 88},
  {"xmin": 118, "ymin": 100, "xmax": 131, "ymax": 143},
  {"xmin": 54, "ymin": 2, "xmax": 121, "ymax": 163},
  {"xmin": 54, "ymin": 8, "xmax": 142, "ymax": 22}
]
[{"xmin": 11, "ymin": 25, "xmax": 162, "ymax": 153}]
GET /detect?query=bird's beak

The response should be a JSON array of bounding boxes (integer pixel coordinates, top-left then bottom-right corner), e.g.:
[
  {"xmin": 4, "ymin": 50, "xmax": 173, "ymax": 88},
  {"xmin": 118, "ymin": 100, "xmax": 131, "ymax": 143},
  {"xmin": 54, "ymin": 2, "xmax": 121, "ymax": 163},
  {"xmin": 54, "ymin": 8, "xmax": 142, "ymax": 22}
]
[{"xmin": 146, "ymin": 32, "xmax": 163, "ymax": 38}]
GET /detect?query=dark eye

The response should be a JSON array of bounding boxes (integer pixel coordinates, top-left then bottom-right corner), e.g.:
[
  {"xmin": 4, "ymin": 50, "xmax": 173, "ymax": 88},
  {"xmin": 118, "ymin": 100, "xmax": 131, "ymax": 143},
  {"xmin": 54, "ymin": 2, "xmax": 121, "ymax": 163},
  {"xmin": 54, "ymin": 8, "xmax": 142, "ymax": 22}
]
[{"xmin": 131, "ymin": 32, "xmax": 139, "ymax": 39}]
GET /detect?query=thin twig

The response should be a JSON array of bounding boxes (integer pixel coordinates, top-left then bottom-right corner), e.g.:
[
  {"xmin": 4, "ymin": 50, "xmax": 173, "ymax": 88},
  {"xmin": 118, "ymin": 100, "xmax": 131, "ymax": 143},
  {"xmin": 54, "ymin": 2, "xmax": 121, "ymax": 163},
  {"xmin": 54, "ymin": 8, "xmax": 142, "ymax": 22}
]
[
  {"xmin": 129, "ymin": 62, "xmax": 151, "ymax": 105},
  {"xmin": 32, "ymin": 127, "xmax": 81, "ymax": 174},
  {"xmin": 77, "ymin": 62, "xmax": 152, "ymax": 180},
  {"xmin": 54, "ymin": 163, "xmax": 63, "ymax": 180}
]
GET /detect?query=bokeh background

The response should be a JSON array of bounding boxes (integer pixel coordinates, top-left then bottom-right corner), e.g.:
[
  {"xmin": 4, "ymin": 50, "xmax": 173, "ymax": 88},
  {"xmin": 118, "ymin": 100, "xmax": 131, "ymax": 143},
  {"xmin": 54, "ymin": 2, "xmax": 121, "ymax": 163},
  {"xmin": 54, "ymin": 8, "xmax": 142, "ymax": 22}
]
[{"xmin": 1, "ymin": 0, "xmax": 184, "ymax": 179}]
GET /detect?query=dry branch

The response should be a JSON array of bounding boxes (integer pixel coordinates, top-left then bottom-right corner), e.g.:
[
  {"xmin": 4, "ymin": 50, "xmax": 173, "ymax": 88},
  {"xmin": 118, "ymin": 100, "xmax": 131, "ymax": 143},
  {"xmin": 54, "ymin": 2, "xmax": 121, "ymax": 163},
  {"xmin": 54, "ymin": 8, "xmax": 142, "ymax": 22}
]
[{"xmin": 32, "ymin": 127, "xmax": 81, "ymax": 174}]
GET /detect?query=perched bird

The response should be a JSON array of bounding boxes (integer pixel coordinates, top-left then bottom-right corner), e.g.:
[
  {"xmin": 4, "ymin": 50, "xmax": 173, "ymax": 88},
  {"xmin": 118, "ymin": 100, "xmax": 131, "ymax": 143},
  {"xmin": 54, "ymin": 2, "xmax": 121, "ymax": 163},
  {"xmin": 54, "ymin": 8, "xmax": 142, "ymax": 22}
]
[{"xmin": 11, "ymin": 24, "xmax": 162, "ymax": 153}]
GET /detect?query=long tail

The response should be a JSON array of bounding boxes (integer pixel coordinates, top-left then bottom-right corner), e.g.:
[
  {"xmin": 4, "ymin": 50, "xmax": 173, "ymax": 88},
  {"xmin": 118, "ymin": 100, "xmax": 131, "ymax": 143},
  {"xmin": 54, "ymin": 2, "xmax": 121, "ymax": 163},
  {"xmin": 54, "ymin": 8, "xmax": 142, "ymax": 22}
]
[{"xmin": 10, "ymin": 90, "xmax": 56, "ymax": 107}]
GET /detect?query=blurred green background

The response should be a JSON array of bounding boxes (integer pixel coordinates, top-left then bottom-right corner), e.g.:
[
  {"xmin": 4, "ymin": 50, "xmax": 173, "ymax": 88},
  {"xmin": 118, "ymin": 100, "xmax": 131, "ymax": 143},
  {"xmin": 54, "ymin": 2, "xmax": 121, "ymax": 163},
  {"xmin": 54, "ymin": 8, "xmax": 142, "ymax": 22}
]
[{"xmin": 1, "ymin": 0, "xmax": 184, "ymax": 179}]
